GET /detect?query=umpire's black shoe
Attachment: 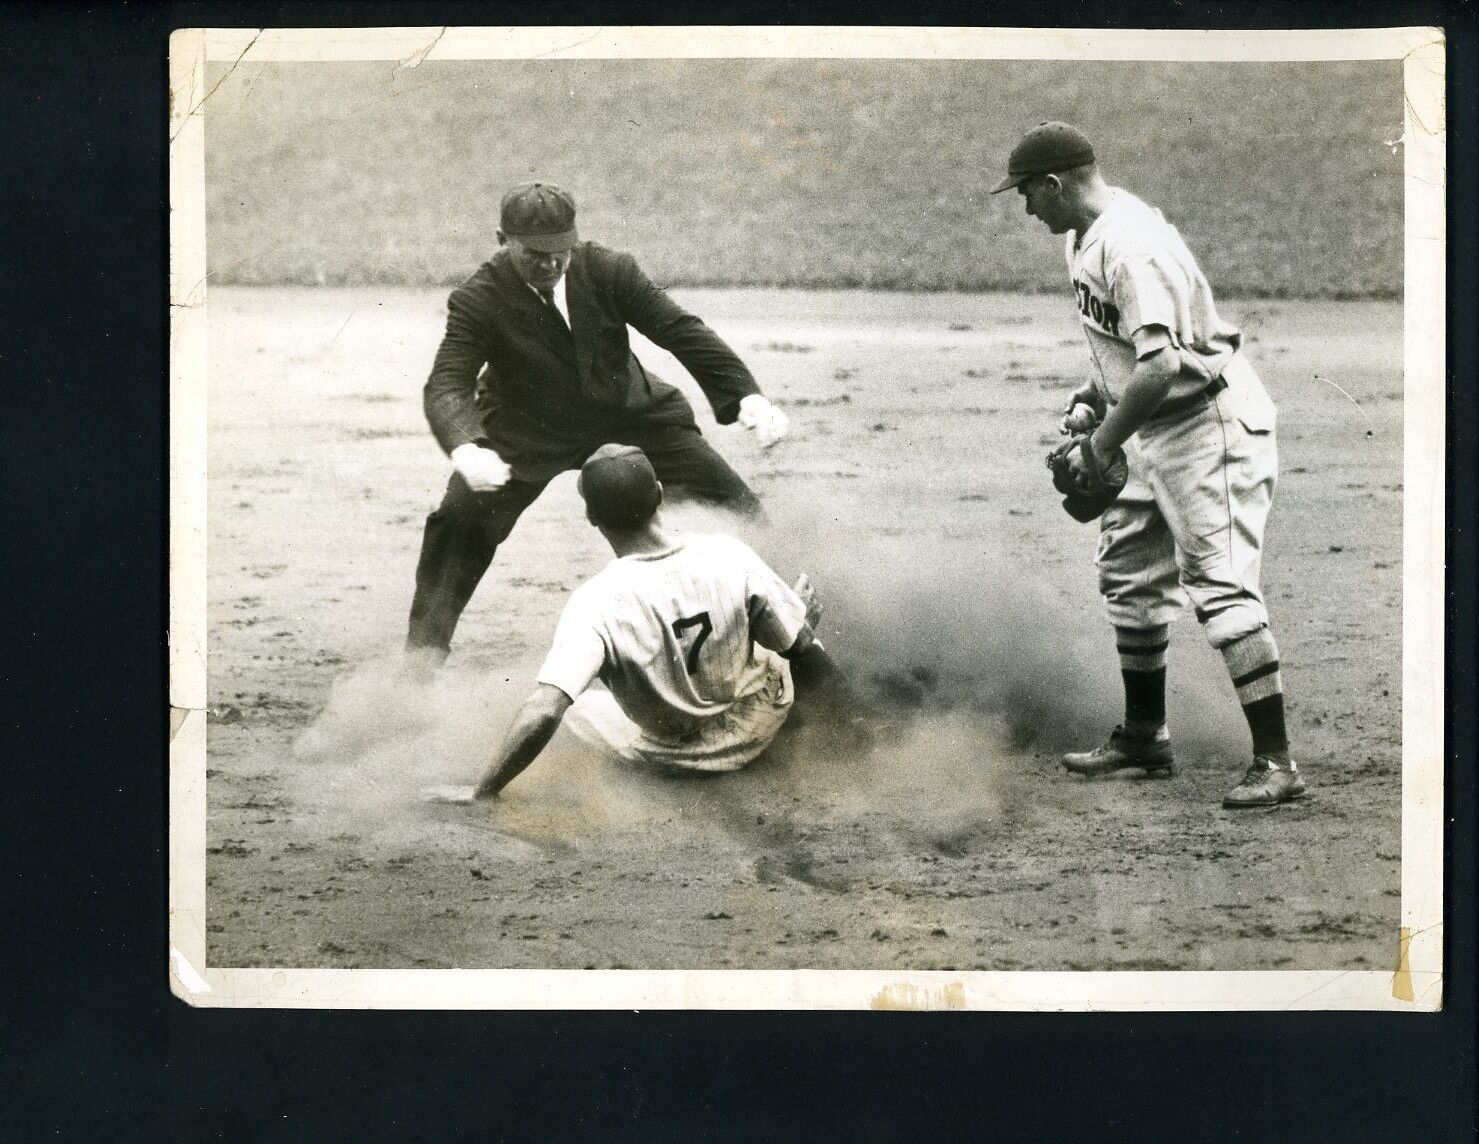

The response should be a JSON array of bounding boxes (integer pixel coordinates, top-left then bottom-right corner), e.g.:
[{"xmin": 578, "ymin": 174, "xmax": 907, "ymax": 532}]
[{"xmin": 1062, "ymin": 725, "xmax": 1175, "ymax": 777}]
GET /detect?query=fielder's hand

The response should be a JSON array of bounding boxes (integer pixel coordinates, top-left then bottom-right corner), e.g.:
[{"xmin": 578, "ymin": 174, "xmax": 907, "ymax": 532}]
[
  {"xmin": 1046, "ymin": 431, "xmax": 1129, "ymax": 523},
  {"xmin": 450, "ymin": 442, "xmax": 512, "ymax": 493},
  {"xmin": 1060, "ymin": 382, "xmax": 1105, "ymax": 435},
  {"xmin": 1061, "ymin": 402, "xmax": 1099, "ymax": 436},
  {"xmin": 738, "ymin": 394, "xmax": 790, "ymax": 449}
]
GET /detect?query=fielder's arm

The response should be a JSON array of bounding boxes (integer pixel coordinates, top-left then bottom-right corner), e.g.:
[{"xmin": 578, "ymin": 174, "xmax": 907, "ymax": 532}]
[
  {"xmin": 473, "ymin": 684, "xmax": 574, "ymax": 800},
  {"xmin": 1089, "ymin": 340, "xmax": 1180, "ymax": 455}
]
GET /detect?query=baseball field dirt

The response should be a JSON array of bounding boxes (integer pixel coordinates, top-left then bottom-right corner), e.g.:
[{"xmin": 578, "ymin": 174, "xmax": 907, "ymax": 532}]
[{"xmin": 202, "ymin": 285, "xmax": 1404, "ymax": 973}]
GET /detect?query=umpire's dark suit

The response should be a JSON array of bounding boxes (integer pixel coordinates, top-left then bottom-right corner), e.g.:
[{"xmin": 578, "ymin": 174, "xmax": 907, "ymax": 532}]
[{"xmin": 408, "ymin": 241, "xmax": 763, "ymax": 655}]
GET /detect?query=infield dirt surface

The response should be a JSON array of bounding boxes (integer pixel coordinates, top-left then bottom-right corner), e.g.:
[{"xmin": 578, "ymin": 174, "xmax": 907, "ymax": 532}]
[{"xmin": 202, "ymin": 286, "xmax": 1403, "ymax": 973}]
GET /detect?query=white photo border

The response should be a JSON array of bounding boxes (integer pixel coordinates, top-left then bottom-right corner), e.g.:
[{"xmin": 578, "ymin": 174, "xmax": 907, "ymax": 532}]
[{"xmin": 168, "ymin": 24, "xmax": 1446, "ymax": 1010}]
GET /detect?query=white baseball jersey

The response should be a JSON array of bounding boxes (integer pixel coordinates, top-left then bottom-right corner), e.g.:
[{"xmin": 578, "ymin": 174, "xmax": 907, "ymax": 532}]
[
  {"xmin": 1066, "ymin": 188, "xmax": 1243, "ymax": 407},
  {"xmin": 536, "ymin": 533, "xmax": 808, "ymax": 743}
]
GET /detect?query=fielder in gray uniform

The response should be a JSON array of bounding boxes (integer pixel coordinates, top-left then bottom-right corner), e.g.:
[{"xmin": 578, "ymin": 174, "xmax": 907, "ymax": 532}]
[{"xmin": 991, "ymin": 121, "xmax": 1304, "ymax": 808}]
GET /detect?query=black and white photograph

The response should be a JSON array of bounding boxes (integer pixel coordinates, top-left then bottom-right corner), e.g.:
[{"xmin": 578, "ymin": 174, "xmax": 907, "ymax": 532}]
[{"xmin": 168, "ymin": 25, "xmax": 1445, "ymax": 1008}]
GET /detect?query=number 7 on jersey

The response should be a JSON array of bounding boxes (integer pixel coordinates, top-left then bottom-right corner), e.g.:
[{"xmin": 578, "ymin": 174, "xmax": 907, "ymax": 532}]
[{"xmin": 671, "ymin": 611, "xmax": 713, "ymax": 674}]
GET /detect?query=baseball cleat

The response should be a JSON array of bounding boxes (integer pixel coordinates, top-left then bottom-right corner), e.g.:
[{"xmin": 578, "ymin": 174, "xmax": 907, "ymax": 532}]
[
  {"xmin": 1062, "ymin": 725, "xmax": 1175, "ymax": 777},
  {"xmin": 1222, "ymin": 757, "xmax": 1306, "ymax": 808}
]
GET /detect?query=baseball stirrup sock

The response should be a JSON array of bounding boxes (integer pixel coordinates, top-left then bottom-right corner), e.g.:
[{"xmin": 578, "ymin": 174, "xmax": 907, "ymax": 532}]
[
  {"xmin": 1116, "ymin": 625, "xmax": 1168, "ymax": 731},
  {"xmin": 1221, "ymin": 627, "xmax": 1289, "ymax": 758}
]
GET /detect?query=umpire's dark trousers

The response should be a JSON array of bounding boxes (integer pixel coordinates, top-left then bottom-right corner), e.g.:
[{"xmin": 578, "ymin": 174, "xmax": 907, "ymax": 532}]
[{"xmin": 406, "ymin": 423, "xmax": 762, "ymax": 657}]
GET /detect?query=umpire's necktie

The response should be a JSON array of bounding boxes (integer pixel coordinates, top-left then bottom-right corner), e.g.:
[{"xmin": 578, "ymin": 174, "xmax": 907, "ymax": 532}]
[{"xmin": 538, "ymin": 287, "xmax": 570, "ymax": 334}]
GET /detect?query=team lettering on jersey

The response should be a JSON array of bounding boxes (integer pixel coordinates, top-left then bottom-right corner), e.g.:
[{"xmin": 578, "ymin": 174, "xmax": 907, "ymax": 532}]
[{"xmin": 1072, "ymin": 277, "xmax": 1121, "ymax": 337}]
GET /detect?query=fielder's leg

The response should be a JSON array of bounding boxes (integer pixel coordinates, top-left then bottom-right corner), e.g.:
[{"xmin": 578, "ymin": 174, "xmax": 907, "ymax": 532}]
[
  {"xmin": 1063, "ymin": 465, "xmax": 1184, "ymax": 777},
  {"xmin": 1142, "ymin": 386, "xmax": 1302, "ymax": 806},
  {"xmin": 618, "ymin": 423, "xmax": 764, "ymax": 518},
  {"xmin": 405, "ymin": 473, "xmax": 548, "ymax": 661}
]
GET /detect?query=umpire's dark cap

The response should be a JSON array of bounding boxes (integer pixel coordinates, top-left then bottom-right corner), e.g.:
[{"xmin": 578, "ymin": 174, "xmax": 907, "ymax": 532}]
[
  {"xmin": 989, "ymin": 122, "xmax": 1096, "ymax": 193},
  {"xmin": 500, "ymin": 182, "xmax": 579, "ymax": 251},
  {"xmin": 578, "ymin": 444, "xmax": 662, "ymax": 528}
]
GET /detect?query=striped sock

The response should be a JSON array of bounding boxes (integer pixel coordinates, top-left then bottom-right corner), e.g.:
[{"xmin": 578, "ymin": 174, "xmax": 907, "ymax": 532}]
[
  {"xmin": 1220, "ymin": 627, "xmax": 1289, "ymax": 760},
  {"xmin": 1116, "ymin": 625, "xmax": 1168, "ymax": 733}
]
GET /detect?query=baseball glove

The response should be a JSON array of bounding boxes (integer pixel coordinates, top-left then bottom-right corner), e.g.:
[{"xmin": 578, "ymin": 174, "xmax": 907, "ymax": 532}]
[{"xmin": 1046, "ymin": 434, "xmax": 1129, "ymax": 523}]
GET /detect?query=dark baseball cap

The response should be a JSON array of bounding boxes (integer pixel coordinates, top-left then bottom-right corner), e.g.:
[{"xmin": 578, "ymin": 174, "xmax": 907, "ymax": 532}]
[
  {"xmin": 578, "ymin": 444, "xmax": 662, "ymax": 528},
  {"xmin": 499, "ymin": 181, "xmax": 579, "ymax": 251},
  {"xmin": 989, "ymin": 122, "xmax": 1096, "ymax": 194}
]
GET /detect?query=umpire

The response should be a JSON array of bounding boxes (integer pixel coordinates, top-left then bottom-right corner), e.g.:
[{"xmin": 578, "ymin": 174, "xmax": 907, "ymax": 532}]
[{"xmin": 406, "ymin": 181, "xmax": 790, "ymax": 661}]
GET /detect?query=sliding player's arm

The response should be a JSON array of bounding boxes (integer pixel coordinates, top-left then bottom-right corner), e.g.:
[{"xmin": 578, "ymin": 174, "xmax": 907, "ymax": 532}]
[
  {"xmin": 477, "ymin": 594, "xmax": 603, "ymax": 801},
  {"xmin": 749, "ymin": 564, "xmax": 865, "ymax": 722},
  {"xmin": 780, "ymin": 625, "xmax": 846, "ymax": 695},
  {"xmin": 473, "ymin": 684, "xmax": 574, "ymax": 800}
]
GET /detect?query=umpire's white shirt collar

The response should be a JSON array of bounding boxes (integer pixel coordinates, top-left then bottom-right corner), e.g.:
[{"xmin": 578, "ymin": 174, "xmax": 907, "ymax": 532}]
[{"xmin": 526, "ymin": 275, "xmax": 570, "ymax": 326}]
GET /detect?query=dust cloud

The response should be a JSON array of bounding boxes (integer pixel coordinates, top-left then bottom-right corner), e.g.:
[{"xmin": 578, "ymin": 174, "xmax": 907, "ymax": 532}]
[
  {"xmin": 289, "ymin": 658, "xmax": 664, "ymax": 844},
  {"xmin": 670, "ymin": 495, "xmax": 1128, "ymax": 746},
  {"xmin": 290, "ymin": 494, "xmax": 1237, "ymax": 848},
  {"xmin": 662, "ymin": 495, "xmax": 1243, "ymax": 835}
]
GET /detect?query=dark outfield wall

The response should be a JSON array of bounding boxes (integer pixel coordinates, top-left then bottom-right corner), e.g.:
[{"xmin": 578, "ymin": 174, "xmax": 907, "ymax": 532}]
[{"xmin": 203, "ymin": 59, "xmax": 1403, "ymax": 297}]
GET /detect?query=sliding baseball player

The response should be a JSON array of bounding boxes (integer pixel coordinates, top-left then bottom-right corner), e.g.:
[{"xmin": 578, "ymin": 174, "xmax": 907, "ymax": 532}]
[{"xmin": 462, "ymin": 444, "xmax": 850, "ymax": 800}]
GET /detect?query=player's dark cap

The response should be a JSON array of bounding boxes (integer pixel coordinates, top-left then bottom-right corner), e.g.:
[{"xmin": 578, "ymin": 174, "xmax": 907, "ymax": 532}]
[
  {"xmin": 989, "ymin": 122, "xmax": 1096, "ymax": 193},
  {"xmin": 499, "ymin": 182, "xmax": 579, "ymax": 251},
  {"xmin": 578, "ymin": 444, "xmax": 662, "ymax": 528}
]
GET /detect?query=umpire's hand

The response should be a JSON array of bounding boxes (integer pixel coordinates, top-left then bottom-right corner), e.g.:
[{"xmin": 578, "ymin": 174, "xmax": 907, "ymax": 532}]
[
  {"xmin": 450, "ymin": 442, "xmax": 513, "ymax": 492},
  {"xmin": 738, "ymin": 394, "xmax": 790, "ymax": 448}
]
